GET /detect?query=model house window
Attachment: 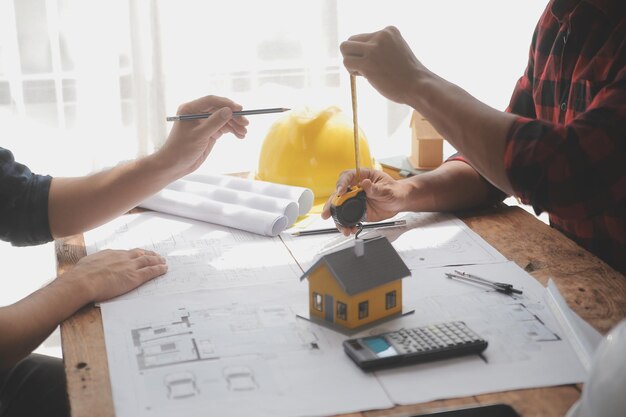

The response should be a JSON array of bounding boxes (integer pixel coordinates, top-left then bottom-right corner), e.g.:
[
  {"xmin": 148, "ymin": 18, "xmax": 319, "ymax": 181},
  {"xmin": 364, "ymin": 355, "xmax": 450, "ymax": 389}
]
[
  {"xmin": 336, "ymin": 301, "xmax": 347, "ymax": 320},
  {"xmin": 312, "ymin": 292, "xmax": 323, "ymax": 311},
  {"xmin": 385, "ymin": 290, "xmax": 397, "ymax": 310},
  {"xmin": 358, "ymin": 301, "xmax": 369, "ymax": 320}
]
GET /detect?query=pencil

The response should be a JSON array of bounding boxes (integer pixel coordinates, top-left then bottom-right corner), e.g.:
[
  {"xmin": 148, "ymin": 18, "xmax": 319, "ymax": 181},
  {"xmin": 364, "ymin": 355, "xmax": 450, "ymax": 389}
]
[
  {"xmin": 290, "ymin": 220, "xmax": 406, "ymax": 237},
  {"xmin": 166, "ymin": 107, "xmax": 290, "ymax": 122}
]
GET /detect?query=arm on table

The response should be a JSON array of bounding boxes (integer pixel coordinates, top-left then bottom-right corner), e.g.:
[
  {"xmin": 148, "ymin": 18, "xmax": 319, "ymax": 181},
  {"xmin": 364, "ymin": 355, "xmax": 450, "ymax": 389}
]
[{"xmin": 0, "ymin": 248, "xmax": 166, "ymax": 370}]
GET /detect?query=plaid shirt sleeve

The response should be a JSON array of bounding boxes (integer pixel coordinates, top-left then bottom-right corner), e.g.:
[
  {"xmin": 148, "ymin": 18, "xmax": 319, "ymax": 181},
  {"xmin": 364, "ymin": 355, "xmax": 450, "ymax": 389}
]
[
  {"xmin": 0, "ymin": 147, "xmax": 53, "ymax": 246},
  {"xmin": 447, "ymin": 1, "xmax": 625, "ymax": 273},
  {"xmin": 504, "ymin": 65, "xmax": 626, "ymax": 222}
]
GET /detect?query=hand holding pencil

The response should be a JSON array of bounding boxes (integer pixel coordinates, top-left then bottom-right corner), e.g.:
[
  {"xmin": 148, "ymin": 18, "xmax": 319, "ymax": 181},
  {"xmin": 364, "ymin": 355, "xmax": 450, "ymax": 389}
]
[{"xmin": 156, "ymin": 95, "xmax": 250, "ymax": 177}]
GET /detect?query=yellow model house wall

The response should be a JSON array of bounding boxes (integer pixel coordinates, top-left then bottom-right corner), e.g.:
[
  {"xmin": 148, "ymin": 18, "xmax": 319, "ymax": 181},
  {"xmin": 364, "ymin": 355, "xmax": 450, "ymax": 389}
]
[
  {"xmin": 308, "ymin": 266, "xmax": 342, "ymax": 321},
  {"xmin": 308, "ymin": 265, "xmax": 403, "ymax": 329}
]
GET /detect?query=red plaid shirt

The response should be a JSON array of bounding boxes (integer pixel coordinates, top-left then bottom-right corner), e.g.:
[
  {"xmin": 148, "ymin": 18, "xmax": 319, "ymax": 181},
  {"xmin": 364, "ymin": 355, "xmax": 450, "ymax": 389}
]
[{"xmin": 453, "ymin": 0, "xmax": 626, "ymax": 274}]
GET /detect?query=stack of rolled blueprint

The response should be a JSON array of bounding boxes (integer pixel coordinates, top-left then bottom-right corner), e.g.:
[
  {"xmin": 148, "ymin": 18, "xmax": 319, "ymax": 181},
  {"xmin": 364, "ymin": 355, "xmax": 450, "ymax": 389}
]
[{"xmin": 139, "ymin": 173, "xmax": 314, "ymax": 237}]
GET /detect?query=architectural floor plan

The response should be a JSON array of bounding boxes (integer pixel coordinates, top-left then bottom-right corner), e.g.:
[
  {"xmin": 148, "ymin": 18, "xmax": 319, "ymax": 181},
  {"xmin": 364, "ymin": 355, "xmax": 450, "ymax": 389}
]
[
  {"xmin": 88, "ymin": 212, "xmax": 592, "ymax": 417},
  {"xmin": 102, "ymin": 282, "xmax": 392, "ymax": 417}
]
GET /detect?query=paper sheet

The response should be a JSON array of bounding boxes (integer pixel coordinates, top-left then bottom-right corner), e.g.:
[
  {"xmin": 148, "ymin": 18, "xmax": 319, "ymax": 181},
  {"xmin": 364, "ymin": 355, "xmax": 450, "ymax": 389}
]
[
  {"xmin": 91, "ymin": 210, "xmax": 592, "ymax": 416},
  {"xmin": 184, "ymin": 173, "xmax": 314, "ymax": 215},
  {"xmin": 545, "ymin": 279, "xmax": 603, "ymax": 371},
  {"xmin": 282, "ymin": 212, "xmax": 507, "ymax": 271},
  {"xmin": 100, "ymin": 261, "xmax": 589, "ymax": 417},
  {"xmin": 101, "ymin": 282, "xmax": 393, "ymax": 417},
  {"xmin": 137, "ymin": 174, "xmax": 314, "ymax": 237},
  {"xmin": 83, "ymin": 211, "xmax": 303, "ymax": 301},
  {"xmin": 139, "ymin": 189, "xmax": 288, "ymax": 237},
  {"xmin": 368, "ymin": 261, "xmax": 588, "ymax": 404},
  {"xmin": 167, "ymin": 179, "xmax": 299, "ymax": 226}
]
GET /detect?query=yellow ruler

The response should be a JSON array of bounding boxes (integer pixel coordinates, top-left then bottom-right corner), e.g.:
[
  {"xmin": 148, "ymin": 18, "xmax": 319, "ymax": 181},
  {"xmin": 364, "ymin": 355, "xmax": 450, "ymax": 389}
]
[{"xmin": 350, "ymin": 74, "xmax": 361, "ymax": 183}]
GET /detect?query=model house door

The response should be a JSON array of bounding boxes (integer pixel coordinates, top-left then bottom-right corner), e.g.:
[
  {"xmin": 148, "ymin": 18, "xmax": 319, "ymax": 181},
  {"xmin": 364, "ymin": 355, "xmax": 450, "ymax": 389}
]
[{"xmin": 324, "ymin": 294, "xmax": 334, "ymax": 322}]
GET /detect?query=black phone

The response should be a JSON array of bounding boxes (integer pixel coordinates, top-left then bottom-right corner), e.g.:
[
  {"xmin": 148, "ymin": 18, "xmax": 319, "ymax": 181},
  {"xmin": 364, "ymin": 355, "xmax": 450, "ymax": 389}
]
[{"xmin": 410, "ymin": 404, "xmax": 521, "ymax": 417}]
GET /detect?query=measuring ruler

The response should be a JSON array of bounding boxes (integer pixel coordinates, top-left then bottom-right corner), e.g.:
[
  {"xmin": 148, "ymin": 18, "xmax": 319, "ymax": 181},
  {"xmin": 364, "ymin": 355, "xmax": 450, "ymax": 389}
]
[{"xmin": 329, "ymin": 74, "xmax": 367, "ymax": 228}]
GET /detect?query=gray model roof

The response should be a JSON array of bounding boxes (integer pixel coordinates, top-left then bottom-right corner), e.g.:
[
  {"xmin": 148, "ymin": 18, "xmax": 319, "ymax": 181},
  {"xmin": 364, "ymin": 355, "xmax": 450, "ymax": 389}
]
[{"xmin": 300, "ymin": 236, "xmax": 410, "ymax": 296}]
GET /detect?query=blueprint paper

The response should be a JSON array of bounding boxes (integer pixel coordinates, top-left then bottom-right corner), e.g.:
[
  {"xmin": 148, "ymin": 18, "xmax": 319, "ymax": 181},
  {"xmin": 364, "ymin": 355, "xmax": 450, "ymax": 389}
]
[
  {"xmin": 166, "ymin": 179, "xmax": 300, "ymax": 226},
  {"xmin": 139, "ymin": 188, "xmax": 289, "ymax": 236},
  {"xmin": 83, "ymin": 212, "xmax": 302, "ymax": 301},
  {"xmin": 365, "ymin": 261, "xmax": 588, "ymax": 404},
  {"xmin": 282, "ymin": 212, "xmax": 507, "ymax": 271},
  {"xmin": 545, "ymin": 279, "xmax": 603, "ymax": 371},
  {"xmin": 136, "ymin": 174, "xmax": 314, "ymax": 236},
  {"xmin": 93, "ymin": 211, "xmax": 591, "ymax": 416},
  {"xmin": 184, "ymin": 172, "xmax": 314, "ymax": 215},
  {"xmin": 100, "ymin": 282, "xmax": 393, "ymax": 417}
]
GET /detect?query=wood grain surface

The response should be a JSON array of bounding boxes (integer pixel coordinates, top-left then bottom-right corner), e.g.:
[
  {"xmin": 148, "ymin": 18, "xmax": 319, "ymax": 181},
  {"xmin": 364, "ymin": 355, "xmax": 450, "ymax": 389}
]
[{"xmin": 57, "ymin": 205, "xmax": 626, "ymax": 417}]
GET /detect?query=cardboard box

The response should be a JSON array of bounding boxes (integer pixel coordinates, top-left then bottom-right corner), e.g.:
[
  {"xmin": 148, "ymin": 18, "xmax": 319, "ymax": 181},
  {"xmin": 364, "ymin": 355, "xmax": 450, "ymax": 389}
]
[{"xmin": 409, "ymin": 110, "xmax": 443, "ymax": 169}]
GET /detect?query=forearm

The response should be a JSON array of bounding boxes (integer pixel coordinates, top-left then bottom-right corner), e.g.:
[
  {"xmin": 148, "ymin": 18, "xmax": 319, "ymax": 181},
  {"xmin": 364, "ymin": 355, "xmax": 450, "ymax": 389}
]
[
  {"xmin": 48, "ymin": 153, "xmax": 176, "ymax": 238},
  {"xmin": 0, "ymin": 278, "xmax": 92, "ymax": 369},
  {"xmin": 407, "ymin": 71, "xmax": 517, "ymax": 196},
  {"xmin": 401, "ymin": 161, "xmax": 505, "ymax": 212}
]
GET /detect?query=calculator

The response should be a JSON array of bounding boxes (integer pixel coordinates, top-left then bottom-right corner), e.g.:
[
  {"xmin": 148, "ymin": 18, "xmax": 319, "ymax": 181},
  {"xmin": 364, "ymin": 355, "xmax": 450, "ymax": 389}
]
[{"xmin": 343, "ymin": 321, "xmax": 488, "ymax": 371}]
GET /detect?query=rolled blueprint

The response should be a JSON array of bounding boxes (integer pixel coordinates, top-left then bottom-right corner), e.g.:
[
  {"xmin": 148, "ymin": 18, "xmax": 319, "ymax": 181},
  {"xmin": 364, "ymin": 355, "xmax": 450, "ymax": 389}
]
[
  {"xmin": 139, "ymin": 189, "xmax": 288, "ymax": 237},
  {"xmin": 166, "ymin": 179, "xmax": 299, "ymax": 226},
  {"xmin": 184, "ymin": 173, "xmax": 314, "ymax": 215}
]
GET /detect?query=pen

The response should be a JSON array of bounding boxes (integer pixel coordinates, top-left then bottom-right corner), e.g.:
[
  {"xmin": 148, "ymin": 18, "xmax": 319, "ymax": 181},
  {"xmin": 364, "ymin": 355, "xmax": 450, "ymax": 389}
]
[
  {"xmin": 445, "ymin": 271, "xmax": 523, "ymax": 295},
  {"xmin": 166, "ymin": 107, "xmax": 290, "ymax": 122},
  {"xmin": 290, "ymin": 219, "xmax": 407, "ymax": 237}
]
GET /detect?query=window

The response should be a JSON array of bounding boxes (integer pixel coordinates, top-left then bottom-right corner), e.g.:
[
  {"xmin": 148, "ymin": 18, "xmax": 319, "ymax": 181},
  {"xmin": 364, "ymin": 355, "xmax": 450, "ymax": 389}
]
[
  {"xmin": 312, "ymin": 292, "xmax": 323, "ymax": 312},
  {"xmin": 385, "ymin": 290, "xmax": 397, "ymax": 310},
  {"xmin": 358, "ymin": 301, "xmax": 369, "ymax": 320},
  {"xmin": 2, "ymin": 0, "xmax": 550, "ymax": 185},
  {"xmin": 336, "ymin": 301, "xmax": 347, "ymax": 320},
  {"xmin": 0, "ymin": 0, "xmax": 142, "ymax": 176}
]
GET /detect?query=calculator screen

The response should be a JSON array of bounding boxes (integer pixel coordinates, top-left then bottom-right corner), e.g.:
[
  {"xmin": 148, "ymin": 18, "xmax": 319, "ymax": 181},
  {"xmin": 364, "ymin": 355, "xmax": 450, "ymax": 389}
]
[{"xmin": 364, "ymin": 337, "xmax": 398, "ymax": 358}]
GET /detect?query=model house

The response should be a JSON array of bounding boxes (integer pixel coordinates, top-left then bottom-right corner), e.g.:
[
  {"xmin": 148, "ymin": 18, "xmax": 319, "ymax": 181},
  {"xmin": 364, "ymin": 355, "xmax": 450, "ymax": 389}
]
[
  {"xmin": 409, "ymin": 110, "xmax": 444, "ymax": 169},
  {"xmin": 300, "ymin": 236, "xmax": 411, "ymax": 330}
]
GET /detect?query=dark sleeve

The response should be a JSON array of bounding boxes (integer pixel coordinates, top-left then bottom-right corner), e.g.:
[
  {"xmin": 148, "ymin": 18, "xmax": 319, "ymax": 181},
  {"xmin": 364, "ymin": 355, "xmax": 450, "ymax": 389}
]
[{"xmin": 0, "ymin": 147, "xmax": 53, "ymax": 246}]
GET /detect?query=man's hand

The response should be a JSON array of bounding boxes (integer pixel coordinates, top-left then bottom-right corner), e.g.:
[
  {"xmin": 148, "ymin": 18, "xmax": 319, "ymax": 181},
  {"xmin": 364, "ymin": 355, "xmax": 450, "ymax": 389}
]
[
  {"xmin": 321, "ymin": 168, "xmax": 411, "ymax": 235},
  {"xmin": 340, "ymin": 26, "xmax": 427, "ymax": 105},
  {"xmin": 156, "ymin": 95, "xmax": 249, "ymax": 176},
  {"xmin": 0, "ymin": 248, "xmax": 168, "ymax": 369},
  {"xmin": 48, "ymin": 94, "xmax": 250, "ymax": 238},
  {"xmin": 59, "ymin": 248, "xmax": 167, "ymax": 303}
]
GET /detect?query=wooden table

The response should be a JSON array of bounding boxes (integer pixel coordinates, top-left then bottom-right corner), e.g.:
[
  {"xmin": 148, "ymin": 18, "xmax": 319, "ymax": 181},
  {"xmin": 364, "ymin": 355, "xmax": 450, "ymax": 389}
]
[{"xmin": 56, "ymin": 204, "xmax": 626, "ymax": 417}]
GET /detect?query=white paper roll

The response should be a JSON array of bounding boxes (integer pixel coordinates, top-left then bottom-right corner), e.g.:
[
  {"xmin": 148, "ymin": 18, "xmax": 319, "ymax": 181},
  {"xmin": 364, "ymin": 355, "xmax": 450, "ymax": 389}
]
[
  {"xmin": 166, "ymin": 180, "xmax": 299, "ymax": 226},
  {"xmin": 139, "ymin": 189, "xmax": 288, "ymax": 237},
  {"xmin": 184, "ymin": 173, "xmax": 314, "ymax": 215}
]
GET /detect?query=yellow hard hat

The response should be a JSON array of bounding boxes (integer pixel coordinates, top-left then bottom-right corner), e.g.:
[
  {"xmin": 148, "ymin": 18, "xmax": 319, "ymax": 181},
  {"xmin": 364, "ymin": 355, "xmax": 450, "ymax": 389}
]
[{"xmin": 256, "ymin": 106, "xmax": 374, "ymax": 203}]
